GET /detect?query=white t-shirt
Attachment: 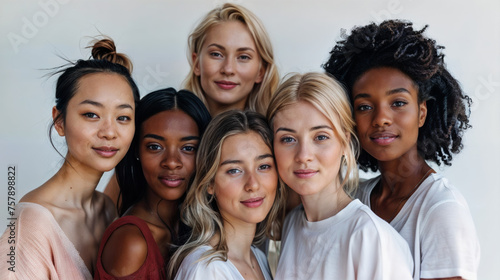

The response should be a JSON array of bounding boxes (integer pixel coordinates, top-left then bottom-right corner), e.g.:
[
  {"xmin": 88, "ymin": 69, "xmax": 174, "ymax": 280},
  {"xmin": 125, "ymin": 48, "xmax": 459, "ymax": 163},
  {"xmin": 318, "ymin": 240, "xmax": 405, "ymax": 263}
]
[
  {"xmin": 275, "ymin": 199, "xmax": 413, "ymax": 280},
  {"xmin": 356, "ymin": 173, "xmax": 480, "ymax": 279},
  {"xmin": 175, "ymin": 245, "xmax": 272, "ymax": 280}
]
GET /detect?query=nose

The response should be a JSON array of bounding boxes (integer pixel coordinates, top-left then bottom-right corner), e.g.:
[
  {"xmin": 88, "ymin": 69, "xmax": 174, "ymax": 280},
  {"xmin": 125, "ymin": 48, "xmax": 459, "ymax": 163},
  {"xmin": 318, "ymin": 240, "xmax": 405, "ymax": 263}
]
[
  {"xmin": 295, "ymin": 141, "xmax": 313, "ymax": 164},
  {"xmin": 221, "ymin": 57, "xmax": 235, "ymax": 76},
  {"xmin": 372, "ymin": 106, "xmax": 392, "ymax": 127},
  {"xmin": 161, "ymin": 148, "xmax": 182, "ymax": 170},
  {"xmin": 97, "ymin": 118, "xmax": 117, "ymax": 140},
  {"xmin": 244, "ymin": 171, "xmax": 259, "ymax": 192}
]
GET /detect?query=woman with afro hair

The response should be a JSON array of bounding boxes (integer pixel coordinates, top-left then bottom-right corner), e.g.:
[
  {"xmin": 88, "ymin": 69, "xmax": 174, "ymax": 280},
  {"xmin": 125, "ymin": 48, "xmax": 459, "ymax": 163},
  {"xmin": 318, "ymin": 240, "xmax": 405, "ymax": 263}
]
[{"xmin": 324, "ymin": 20, "xmax": 479, "ymax": 280}]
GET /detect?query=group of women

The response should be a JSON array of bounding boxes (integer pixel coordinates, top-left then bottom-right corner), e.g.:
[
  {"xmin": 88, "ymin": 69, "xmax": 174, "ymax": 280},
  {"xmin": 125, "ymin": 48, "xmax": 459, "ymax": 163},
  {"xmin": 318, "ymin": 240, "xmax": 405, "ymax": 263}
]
[{"xmin": 0, "ymin": 3, "xmax": 479, "ymax": 280}]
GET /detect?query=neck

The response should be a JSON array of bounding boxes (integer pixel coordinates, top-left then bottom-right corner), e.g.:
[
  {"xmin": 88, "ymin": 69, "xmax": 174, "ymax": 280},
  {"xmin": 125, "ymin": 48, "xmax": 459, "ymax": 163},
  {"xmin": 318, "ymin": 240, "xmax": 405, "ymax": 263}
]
[
  {"xmin": 207, "ymin": 100, "xmax": 246, "ymax": 117},
  {"xmin": 377, "ymin": 148, "xmax": 431, "ymax": 195},
  {"xmin": 141, "ymin": 191, "xmax": 180, "ymax": 229},
  {"xmin": 300, "ymin": 180, "xmax": 352, "ymax": 222},
  {"xmin": 49, "ymin": 158, "xmax": 103, "ymax": 207},
  {"xmin": 218, "ymin": 218, "xmax": 256, "ymax": 262}
]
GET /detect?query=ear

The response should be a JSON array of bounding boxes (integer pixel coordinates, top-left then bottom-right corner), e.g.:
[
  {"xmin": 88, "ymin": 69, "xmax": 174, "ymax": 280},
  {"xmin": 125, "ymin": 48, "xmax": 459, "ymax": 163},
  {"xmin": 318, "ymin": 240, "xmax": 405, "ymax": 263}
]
[
  {"xmin": 52, "ymin": 106, "xmax": 65, "ymax": 136},
  {"xmin": 192, "ymin": 52, "xmax": 201, "ymax": 76},
  {"xmin": 207, "ymin": 183, "xmax": 214, "ymax": 195},
  {"xmin": 418, "ymin": 101, "xmax": 428, "ymax": 128},
  {"xmin": 254, "ymin": 64, "xmax": 265, "ymax": 84}
]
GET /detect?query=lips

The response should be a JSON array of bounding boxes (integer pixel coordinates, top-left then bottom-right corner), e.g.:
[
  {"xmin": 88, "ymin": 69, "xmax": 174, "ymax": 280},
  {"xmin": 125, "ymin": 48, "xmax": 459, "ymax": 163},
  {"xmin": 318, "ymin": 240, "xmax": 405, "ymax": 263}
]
[
  {"xmin": 159, "ymin": 176, "xmax": 185, "ymax": 188},
  {"xmin": 215, "ymin": 80, "xmax": 238, "ymax": 90},
  {"xmin": 293, "ymin": 169, "xmax": 318, "ymax": 179},
  {"xmin": 93, "ymin": 146, "xmax": 118, "ymax": 158},
  {"xmin": 369, "ymin": 132, "xmax": 398, "ymax": 145},
  {"xmin": 240, "ymin": 197, "xmax": 264, "ymax": 208}
]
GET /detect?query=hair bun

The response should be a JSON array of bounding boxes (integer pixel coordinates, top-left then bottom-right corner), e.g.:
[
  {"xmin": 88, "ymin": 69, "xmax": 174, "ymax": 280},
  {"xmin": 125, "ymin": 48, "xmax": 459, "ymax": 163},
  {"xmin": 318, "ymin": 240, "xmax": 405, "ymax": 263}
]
[{"xmin": 89, "ymin": 37, "xmax": 133, "ymax": 73}]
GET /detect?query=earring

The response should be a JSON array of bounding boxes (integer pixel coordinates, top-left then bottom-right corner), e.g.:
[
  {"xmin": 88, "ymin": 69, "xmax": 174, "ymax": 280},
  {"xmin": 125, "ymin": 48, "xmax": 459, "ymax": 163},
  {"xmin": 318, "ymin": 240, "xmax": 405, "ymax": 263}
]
[{"xmin": 136, "ymin": 157, "xmax": 140, "ymax": 161}]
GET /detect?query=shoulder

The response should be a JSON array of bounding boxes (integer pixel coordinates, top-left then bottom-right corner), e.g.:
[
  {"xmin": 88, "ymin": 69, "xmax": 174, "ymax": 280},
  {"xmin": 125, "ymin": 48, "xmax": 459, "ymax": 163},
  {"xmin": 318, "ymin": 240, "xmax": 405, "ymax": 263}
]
[
  {"xmin": 100, "ymin": 218, "xmax": 148, "ymax": 277},
  {"xmin": 345, "ymin": 200, "xmax": 403, "ymax": 241},
  {"xmin": 176, "ymin": 246, "xmax": 234, "ymax": 279},
  {"xmin": 355, "ymin": 176, "xmax": 380, "ymax": 201}
]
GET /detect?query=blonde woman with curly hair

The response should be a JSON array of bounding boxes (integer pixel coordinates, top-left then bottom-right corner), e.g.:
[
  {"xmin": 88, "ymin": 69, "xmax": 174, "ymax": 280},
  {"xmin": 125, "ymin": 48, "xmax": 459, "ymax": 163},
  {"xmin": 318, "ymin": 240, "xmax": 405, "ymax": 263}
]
[
  {"xmin": 184, "ymin": 3, "xmax": 279, "ymax": 116},
  {"xmin": 168, "ymin": 110, "xmax": 286, "ymax": 280},
  {"xmin": 268, "ymin": 72, "xmax": 413, "ymax": 280}
]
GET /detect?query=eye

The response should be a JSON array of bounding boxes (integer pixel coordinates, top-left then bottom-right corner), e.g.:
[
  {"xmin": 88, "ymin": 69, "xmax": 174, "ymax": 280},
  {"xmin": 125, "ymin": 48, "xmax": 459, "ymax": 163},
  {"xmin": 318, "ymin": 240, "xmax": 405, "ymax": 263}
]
[
  {"xmin": 146, "ymin": 144, "xmax": 162, "ymax": 151},
  {"xmin": 182, "ymin": 145, "xmax": 197, "ymax": 153},
  {"xmin": 227, "ymin": 168, "xmax": 242, "ymax": 175},
  {"xmin": 357, "ymin": 104, "xmax": 372, "ymax": 111},
  {"xmin": 238, "ymin": 54, "xmax": 251, "ymax": 60},
  {"xmin": 258, "ymin": 164, "xmax": 272, "ymax": 171},
  {"xmin": 83, "ymin": 112, "xmax": 98, "ymax": 119},
  {"xmin": 280, "ymin": 136, "xmax": 296, "ymax": 144},
  {"xmin": 117, "ymin": 116, "xmax": 132, "ymax": 122},
  {"xmin": 392, "ymin": 100, "xmax": 408, "ymax": 107},
  {"xmin": 315, "ymin": 134, "xmax": 330, "ymax": 141},
  {"xmin": 210, "ymin": 52, "xmax": 223, "ymax": 58}
]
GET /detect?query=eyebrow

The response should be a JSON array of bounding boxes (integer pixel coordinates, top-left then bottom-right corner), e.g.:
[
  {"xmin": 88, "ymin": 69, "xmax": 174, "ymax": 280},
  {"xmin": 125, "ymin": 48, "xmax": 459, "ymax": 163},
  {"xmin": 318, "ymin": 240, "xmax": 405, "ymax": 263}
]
[
  {"xmin": 80, "ymin": 99, "xmax": 133, "ymax": 110},
  {"xmin": 353, "ymin": 87, "xmax": 411, "ymax": 100},
  {"xmin": 207, "ymin": 43, "xmax": 256, "ymax": 53},
  {"xmin": 143, "ymin": 134, "xmax": 199, "ymax": 142},
  {"xmin": 220, "ymin": 153, "xmax": 273, "ymax": 166},
  {"xmin": 275, "ymin": 125, "xmax": 333, "ymax": 134}
]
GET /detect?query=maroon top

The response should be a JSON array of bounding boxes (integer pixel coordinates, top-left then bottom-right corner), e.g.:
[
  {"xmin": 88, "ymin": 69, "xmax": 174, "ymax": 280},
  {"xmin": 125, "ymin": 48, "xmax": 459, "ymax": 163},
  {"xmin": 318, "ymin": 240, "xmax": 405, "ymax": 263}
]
[{"xmin": 95, "ymin": 215, "xmax": 165, "ymax": 280}]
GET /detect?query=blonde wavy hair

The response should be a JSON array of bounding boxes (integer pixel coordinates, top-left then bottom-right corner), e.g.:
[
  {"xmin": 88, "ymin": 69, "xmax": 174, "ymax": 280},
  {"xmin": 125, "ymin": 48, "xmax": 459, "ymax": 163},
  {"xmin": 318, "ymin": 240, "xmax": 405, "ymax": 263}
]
[
  {"xmin": 267, "ymin": 72, "xmax": 360, "ymax": 196},
  {"xmin": 183, "ymin": 3, "xmax": 279, "ymax": 115},
  {"xmin": 168, "ymin": 110, "xmax": 286, "ymax": 279}
]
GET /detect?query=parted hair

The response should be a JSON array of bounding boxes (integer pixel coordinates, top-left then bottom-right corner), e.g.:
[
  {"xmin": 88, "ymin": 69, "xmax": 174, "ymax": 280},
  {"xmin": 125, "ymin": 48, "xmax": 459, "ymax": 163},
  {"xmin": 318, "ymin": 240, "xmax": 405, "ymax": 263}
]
[
  {"xmin": 183, "ymin": 3, "xmax": 279, "ymax": 115},
  {"xmin": 267, "ymin": 72, "xmax": 360, "ymax": 197},
  {"xmin": 168, "ymin": 110, "xmax": 286, "ymax": 279},
  {"xmin": 323, "ymin": 20, "xmax": 471, "ymax": 172}
]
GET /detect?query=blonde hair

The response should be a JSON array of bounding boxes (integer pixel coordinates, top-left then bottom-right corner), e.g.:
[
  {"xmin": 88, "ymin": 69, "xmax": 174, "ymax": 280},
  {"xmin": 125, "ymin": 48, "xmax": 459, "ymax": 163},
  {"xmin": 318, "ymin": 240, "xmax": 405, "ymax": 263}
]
[
  {"xmin": 267, "ymin": 72, "xmax": 359, "ymax": 196},
  {"xmin": 183, "ymin": 3, "xmax": 279, "ymax": 115},
  {"xmin": 168, "ymin": 110, "xmax": 286, "ymax": 278}
]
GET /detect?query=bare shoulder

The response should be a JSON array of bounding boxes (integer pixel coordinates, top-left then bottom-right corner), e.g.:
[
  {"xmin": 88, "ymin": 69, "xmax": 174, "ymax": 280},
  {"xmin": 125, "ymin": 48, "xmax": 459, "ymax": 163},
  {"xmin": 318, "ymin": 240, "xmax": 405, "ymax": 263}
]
[{"xmin": 100, "ymin": 223, "xmax": 148, "ymax": 277}]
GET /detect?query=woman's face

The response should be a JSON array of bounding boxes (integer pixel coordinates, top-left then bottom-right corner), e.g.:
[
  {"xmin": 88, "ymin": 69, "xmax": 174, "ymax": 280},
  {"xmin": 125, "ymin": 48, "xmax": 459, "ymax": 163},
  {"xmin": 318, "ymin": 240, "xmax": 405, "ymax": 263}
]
[
  {"xmin": 209, "ymin": 131, "xmax": 277, "ymax": 226},
  {"xmin": 139, "ymin": 110, "xmax": 199, "ymax": 201},
  {"xmin": 193, "ymin": 20, "xmax": 265, "ymax": 115},
  {"xmin": 351, "ymin": 67, "xmax": 427, "ymax": 163},
  {"xmin": 55, "ymin": 73, "xmax": 135, "ymax": 173},
  {"xmin": 273, "ymin": 101, "xmax": 344, "ymax": 197}
]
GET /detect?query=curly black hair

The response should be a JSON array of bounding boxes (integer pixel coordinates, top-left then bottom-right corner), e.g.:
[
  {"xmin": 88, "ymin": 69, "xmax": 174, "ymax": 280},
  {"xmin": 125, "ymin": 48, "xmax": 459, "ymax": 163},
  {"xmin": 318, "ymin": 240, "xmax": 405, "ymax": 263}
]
[{"xmin": 323, "ymin": 20, "xmax": 471, "ymax": 172}]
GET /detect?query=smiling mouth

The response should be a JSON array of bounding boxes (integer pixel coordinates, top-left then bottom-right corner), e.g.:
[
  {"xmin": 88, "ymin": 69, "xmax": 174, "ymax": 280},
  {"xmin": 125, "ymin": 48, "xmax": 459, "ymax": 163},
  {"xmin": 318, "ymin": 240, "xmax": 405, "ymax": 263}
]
[
  {"xmin": 240, "ymin": 197, "xmax": 264, "ymax": 208},
  {"xmin": 160, "ymin": 177, "xmax": 184, "ymax": 188},
  {"xmin": 293, "ymin": 170, "xmax": 318, "ymax": 179},
  {"xmin": 370, "ymin": 135, "xmax": 397, "ymax": 145},
  {"xmin": 215, "ymin": 81, "xmax": 238, "ymax": 90},
  {"xmin": 93, "ymin": 147, "xmax": 118, "ymax": 157}
]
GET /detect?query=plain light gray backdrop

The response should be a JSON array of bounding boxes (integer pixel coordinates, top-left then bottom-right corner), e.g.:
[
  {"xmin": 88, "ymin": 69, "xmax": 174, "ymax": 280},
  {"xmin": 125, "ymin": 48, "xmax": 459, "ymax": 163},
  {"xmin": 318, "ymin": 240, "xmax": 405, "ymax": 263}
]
[{"xmin": 1, "ymin": 0, "xmax": 498, "ymax": 278}]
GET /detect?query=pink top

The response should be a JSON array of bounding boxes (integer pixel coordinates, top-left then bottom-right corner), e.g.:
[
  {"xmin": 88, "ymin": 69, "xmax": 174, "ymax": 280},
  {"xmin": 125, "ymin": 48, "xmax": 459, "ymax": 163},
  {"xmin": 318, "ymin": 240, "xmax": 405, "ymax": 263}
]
[
  {"xmin": 94, "ymin": 215, "xmax": 166, "ymax": 280},
  {"xmin": 0, "ymin": 202, "xmax": 92, "ymax": 280}
]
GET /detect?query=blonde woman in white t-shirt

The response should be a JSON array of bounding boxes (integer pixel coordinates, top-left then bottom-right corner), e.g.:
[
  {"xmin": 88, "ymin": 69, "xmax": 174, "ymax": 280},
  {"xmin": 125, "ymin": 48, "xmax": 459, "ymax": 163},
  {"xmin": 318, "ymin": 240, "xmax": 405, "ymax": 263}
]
[{"xmin": 268, "ymin": 72, "xmax": 413, "ymax": 280}]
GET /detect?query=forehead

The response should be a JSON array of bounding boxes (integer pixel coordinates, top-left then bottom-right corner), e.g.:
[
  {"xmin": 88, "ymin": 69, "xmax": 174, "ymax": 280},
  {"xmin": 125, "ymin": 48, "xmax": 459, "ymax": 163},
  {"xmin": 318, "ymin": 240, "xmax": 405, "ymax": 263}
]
[
  {"xmin": 220, "ymin": 131, "xmax": 270, "ymax": 159},
  {"xmin": 273, "ymin": 101, "xmax": 334, "ymax": 130},
  {"xmin": 204, "ymin": 20, "xmax": 256, "ymax": 49},
  {"xmin": 352, "ymin": 67, "xmax": 417, "ymax": 96},
  {"xmin": 71, "ymin": 73, "xmax": 134, "ymax": 105},
  {"xmin": 141, "ymin": 110, "xmax": 199, "ymax": 136}
]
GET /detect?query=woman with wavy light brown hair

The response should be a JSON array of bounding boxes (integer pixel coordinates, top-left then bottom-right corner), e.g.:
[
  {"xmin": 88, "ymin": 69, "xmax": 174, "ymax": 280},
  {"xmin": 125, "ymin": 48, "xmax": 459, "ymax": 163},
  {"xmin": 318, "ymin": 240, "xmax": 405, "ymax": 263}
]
[
  {"xmin": 168, "ymin": 110, "xmax": 286, "ymax": 280},
  {"xmin": 0, "ymin": 38, "xmax": 140, "ymax": 280},
  {"xmin": 184, "ymin": 3, "xmax": 279, "ymax": 116}
]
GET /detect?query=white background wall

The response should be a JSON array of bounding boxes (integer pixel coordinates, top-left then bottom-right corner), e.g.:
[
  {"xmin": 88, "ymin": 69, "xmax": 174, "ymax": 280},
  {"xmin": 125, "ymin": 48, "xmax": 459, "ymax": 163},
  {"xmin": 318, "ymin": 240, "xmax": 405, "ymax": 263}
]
[{"xmin": 1, "ymin": 0, "xmax": 498, "ymax": 278}]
